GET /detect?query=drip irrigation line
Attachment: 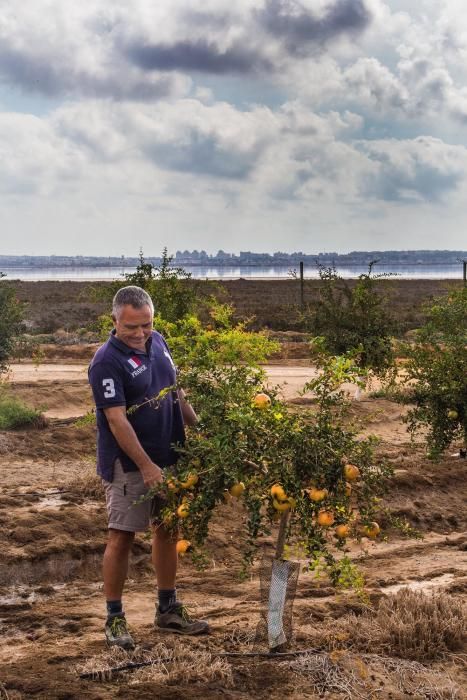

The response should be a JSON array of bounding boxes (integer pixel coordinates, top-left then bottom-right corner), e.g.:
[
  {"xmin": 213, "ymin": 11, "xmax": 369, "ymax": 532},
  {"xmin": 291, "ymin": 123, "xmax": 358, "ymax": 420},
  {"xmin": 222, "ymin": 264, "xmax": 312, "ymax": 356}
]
[{"xmin": 79, "ymin": 647, "xmax": 322, "ymax": 679}]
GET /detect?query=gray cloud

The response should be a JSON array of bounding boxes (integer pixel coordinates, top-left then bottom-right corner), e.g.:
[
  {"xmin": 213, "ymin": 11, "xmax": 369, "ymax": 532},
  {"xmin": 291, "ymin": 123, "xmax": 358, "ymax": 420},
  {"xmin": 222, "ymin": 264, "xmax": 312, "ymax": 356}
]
[
  {"xmin": 358, "ymin": 138, "xmax": 465, "ymax": 203},
  {"xmin": 0, "ymin": 44, "xmax": 183, "ymax": 101},
  {"xmin": 257, "ymin": 0, "xmax": 372, "ymax": 55},
  {"xmin": 126, "ymin": 39, "xmax": 272, "ymax": 75}
]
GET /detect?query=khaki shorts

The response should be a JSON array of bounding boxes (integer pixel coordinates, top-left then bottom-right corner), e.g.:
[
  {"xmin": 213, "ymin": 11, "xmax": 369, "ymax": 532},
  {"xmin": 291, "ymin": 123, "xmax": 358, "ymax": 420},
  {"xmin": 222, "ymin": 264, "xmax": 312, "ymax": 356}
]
[{"xmin": 103, "ymin": 459, "xmax": 165, "ymax": 532}]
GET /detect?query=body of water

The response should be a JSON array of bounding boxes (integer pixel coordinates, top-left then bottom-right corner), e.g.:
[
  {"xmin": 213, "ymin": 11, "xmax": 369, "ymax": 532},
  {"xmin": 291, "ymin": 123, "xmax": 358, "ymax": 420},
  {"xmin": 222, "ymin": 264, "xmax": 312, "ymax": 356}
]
[{"xmin": 0, "ymin": 263, "xmax": 465, "ymax": 281}]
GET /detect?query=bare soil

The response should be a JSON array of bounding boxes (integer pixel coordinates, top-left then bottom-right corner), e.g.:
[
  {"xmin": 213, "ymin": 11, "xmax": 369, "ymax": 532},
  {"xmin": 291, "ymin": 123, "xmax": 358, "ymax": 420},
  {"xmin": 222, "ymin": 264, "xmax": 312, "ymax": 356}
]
[
  {"xmin": 7, "ymin": 278, "xmax": 464, "ymax": 333},
  {"xmin": 0, "ymin": 362, "xmax": 466, "ymax": 699}
]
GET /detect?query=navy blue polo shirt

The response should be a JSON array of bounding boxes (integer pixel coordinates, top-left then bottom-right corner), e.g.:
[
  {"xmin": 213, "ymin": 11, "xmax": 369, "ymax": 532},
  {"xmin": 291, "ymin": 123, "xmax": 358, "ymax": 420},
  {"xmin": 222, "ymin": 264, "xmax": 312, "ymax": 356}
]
[{"xmin": 88, "ymin": 330, "xmax": 185, "ymax": 482}]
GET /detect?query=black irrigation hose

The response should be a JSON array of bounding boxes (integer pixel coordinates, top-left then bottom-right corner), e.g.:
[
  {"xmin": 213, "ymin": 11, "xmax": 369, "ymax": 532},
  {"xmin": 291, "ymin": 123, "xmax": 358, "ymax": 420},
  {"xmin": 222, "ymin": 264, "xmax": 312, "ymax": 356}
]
[{"xmin": 79, "ymin": 648, "xmax": 321, "ymax": 680}]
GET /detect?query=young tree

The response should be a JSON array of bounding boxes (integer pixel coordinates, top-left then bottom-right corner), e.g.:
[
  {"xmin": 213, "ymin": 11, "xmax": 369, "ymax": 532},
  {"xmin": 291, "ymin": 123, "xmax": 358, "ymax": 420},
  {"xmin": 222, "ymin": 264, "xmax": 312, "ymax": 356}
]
[
  {"xmin": 0, "ymin": 274, "xmax": 24, "ymax": 374},
  {"xmin": 309, "ymin": 263, "xmax": 397, "ymax": 376},
  {"xmin": 404, "ymin": 288, "xmax": 467, "ymax": 458}
]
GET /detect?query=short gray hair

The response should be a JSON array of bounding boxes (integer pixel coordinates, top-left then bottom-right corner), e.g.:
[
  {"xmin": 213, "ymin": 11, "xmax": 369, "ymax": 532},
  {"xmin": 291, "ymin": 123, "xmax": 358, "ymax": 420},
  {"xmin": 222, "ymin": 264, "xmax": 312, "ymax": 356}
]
[{"xmin": 112, "ymin": 286, "xmax": 154, "ymax": 318}]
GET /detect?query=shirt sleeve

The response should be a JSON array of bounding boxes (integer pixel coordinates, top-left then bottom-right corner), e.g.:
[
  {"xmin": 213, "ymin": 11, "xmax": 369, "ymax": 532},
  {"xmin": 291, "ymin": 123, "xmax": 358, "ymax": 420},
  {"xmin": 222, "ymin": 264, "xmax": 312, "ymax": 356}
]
[{"xmin": 88, "ymin": 360, "xmax": 127, "ymax": 409}]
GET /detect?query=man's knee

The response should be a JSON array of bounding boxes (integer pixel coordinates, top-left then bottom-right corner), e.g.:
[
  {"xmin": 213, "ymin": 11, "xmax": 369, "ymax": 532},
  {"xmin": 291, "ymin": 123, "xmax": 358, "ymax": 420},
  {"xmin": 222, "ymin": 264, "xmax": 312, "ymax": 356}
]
[{"xmin": 106, "ymin": 528, "xmax": 135, "ymax": 553}]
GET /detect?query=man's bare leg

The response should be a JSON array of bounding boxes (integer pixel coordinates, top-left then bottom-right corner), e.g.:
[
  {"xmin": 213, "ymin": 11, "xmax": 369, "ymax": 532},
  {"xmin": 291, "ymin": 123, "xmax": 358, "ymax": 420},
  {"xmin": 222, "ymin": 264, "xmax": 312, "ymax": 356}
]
[
  {"xmin": 152, "ymin": 524, "xmax": 177, "ymax": 590},
  {"xmin": 103, "ymin": 529, "xmax": 135, "ymax": 600}
]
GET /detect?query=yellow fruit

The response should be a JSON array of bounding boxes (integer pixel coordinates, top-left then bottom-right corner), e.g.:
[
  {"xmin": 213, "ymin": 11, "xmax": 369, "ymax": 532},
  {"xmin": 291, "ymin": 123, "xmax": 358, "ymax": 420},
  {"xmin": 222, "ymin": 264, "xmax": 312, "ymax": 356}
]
[
  {"xmin": 176, "ymin": 503, "xmax": 190, "ymax": 519},
  {"xmin": 307, "ymin": 487, "xmax": 328, "ymax": 503},
  {"xmin": 253, "ymin": 392, "xmax": 271, "ymax": 409},
  {"xmin": 179, "ymin": 473, "xmax": 199, "ymax": 489},
  {"xmin": 317, "ymin": 510, "xmax": 335, "ymax": 527},
  {"xmin": 166, "ymin": 478, "xmax": 179, "ymax": 493},
  {"xmin": 335, "ymin": 524, "xmax": 350, "ymax": 539},
  {"xmin": 176, "ymin": 539, "xmax": 191, "ymax": 555},
  {"xmin": 343, "ymin": 464, "xmax": 360, "ymax": 481},
  {"xmin": 270, "ymin": 484, "xmax": 287, "ymax": 501},
  {"xmin": 229, "ymin": 482, "xmax": 245, "ymax": 497},
  {"xmin": 273, "ymin": 498, "xmax": 292, "ymax": 512},
  {"xmin": 363, "ymin": 522, "xmax": 380, "ymax": 539},
  {"xmin": 447, "ymin": 409, "xmax": 458, "ymax": 420}
]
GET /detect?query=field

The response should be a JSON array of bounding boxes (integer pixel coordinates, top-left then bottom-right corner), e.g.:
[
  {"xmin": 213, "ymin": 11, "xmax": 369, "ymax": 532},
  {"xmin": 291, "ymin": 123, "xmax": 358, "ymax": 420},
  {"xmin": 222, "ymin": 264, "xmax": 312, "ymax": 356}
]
[{"xmin": 0, "ymin": 280, "xmax": 466, "ymax": 699}]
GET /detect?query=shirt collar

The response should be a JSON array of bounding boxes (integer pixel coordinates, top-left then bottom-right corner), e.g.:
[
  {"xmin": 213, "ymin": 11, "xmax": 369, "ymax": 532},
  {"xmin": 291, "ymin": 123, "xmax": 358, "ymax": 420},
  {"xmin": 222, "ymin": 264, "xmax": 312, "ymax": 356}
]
[{"xmin": 109, "ymin": 329, "xmax": 153, "ymax": 356}]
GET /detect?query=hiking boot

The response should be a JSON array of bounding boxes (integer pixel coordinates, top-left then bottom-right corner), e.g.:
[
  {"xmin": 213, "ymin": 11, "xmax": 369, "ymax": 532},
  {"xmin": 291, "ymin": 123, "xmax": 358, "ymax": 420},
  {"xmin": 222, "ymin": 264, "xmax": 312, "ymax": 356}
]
[
  {"xmin": 105, "ymin": 614, "xmax": 135, "ymax": 650},
  {"xmin": 155, "ymin": 602, "xmax": 210, "ymax": 635}
]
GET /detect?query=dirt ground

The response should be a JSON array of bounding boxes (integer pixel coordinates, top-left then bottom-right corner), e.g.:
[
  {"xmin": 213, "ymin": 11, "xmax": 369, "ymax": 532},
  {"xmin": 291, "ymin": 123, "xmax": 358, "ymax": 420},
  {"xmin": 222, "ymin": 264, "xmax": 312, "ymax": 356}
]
[{"xmin": 1, "ymin": 357, "xmax": 466, "ymax": 699}]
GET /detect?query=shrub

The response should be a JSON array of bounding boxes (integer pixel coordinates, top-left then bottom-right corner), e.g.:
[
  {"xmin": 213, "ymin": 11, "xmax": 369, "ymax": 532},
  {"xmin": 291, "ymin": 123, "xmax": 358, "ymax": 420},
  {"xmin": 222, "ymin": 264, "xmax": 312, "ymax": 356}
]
[
  {"xmin": 0, "ymin": 392, "xmax": 44, "ymax": 430},
  {"xmin": 403, "ymin": 288, "xmax": 467, "ymax": 457},
  {"xmin": 306, "ymin": 263, "xmax": 397, "ymax": 379},
  {"xmin": 0, "ymin": 274, "xmax": 25, "ymax": 373}
]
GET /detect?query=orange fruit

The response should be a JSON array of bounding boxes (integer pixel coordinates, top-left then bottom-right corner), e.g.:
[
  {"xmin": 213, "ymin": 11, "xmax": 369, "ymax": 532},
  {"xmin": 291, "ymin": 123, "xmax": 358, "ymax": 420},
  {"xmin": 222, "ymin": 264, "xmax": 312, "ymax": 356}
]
[
  {"xmin": 307, "ymin": 487, "xmax": 328, "ymax": 503},
  {"xmin": 363, "ymin": 522, "xmax": 380, "ymax": 539},
  {"xmin": 270, "ymin": 484, "xmax": 287, "ymax": 501},
  {"xmin": 343, "ymin": 464, "xmax": 360, "ymax": 481},
  {"xmin": 229, "ymin": 482, "xmax": 245, "ymax": 497},
  {"xmin": 273, "ymin": 498, "xmax": 292, "ymax": 512},
  {"xmin": 253, "ymin": 393, "xmax": 271, "ymax": 409},
  {"xmin": 176, "ymin": 503, "xmax": 190, "ymax": 519},
  {"xmin": 179, "ymin": 473, "xmax": 199, "ymax": 489},
  {"xmin": 176, "ymin": 539, "xmax": 191, "ymax": 555},
  {"xmin": 335, "ymin": 524, "xmax": 350, "ymax": 539},
  {"xmin": 317, "ymin": 510, "xmax": 335, "ymax": 527}
]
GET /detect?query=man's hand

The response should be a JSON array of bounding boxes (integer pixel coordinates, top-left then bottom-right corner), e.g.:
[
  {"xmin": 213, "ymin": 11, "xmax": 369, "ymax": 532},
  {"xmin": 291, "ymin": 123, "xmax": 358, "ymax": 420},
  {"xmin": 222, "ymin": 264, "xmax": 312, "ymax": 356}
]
[
  {"xmin": 140, "ymin": 463, "xmax": 164, "ymax": 489},
  {"xmin": 103, "ymin": 406, "xmax": 165, "ymax": 486}
]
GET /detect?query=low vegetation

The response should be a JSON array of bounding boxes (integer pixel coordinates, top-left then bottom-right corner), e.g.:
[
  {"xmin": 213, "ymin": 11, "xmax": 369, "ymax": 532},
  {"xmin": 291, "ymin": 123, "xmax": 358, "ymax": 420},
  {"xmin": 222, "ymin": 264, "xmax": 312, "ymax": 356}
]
[{"xmin": 0, "ymin": 390, "xmax": 44, "ymax": 430}]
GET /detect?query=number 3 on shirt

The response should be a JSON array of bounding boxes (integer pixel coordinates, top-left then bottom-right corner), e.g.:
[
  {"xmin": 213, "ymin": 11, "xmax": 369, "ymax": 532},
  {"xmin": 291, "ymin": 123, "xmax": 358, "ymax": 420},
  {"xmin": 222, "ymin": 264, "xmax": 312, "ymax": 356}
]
[{"xmin": 102, "ymin": 378, "xmax": 116, "ymax": 398}]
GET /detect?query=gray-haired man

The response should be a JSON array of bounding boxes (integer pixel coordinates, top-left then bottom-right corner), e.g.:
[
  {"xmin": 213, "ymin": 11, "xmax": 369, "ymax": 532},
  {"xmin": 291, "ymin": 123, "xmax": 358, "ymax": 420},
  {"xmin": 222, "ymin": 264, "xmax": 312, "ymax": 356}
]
[{"xmin": 89, "ymin": 286, "xmax": 209, "ymax": 649}]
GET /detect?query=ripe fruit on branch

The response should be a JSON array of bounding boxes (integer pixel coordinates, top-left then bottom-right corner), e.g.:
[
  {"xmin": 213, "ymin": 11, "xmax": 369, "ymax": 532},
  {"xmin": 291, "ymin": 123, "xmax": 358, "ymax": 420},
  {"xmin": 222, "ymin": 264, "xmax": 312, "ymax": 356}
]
[
  {"xmin": 307, "ymin": 487, "xmax": 328, "ymax": 503},
  {"xmin": 176, "ymin": 539, "xmax": 191, "ymax": 555},
  {"xmin": 335, "ymin": 524, "xmax": 350, "ymax": 539},
  {"xmin": 229, "ymin": 482, "xmax": 245, "ymax": 497},
  {"xmin": 362, "ymin": 522, "xmax": 380, "ymax": 539},
  {"xmin": 447, "ymin": 409, "xmax": 459, "ymax": 420},
  {"xmin": 166, "ymin": 478, "xmax": 179, "ymax": 493},
  {"xmin": 270, "ymin": 484, "xmax": 287, "ymax": 501},
  {"xmin": 177, "ymin": 503, "xmax": 190, "ymax": 519},
  {"xmin": 343, "ymin": 464, "xmax": 360, "ymax": 481},
  {"xmin": 253, "ymin": 392, "xmax": 271, "ymax": 409},
  {"xmin": 273, "ymin": 496, "xmax": 296, "ymax": 511},
  {"xmin": 179, "ymin": 473, "xmax": 199, "ymax": 489},
  {"xmin": 317, "ymin": 510, "xmax": 335, "ymax": 527}
]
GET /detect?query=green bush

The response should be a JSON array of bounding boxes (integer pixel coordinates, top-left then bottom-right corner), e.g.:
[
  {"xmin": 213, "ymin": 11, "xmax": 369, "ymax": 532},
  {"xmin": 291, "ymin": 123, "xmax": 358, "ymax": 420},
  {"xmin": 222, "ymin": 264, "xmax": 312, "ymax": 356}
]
[
  {"xmin": 0, "ymin": 274, "xmax": 24, "ymax": 373},
  {"xmin": 0, "ymin": 393, "xmax": 43, "ymax": 430},
  {"xmin": 306, "ymin": 263, "xmax": 397, "ymax": 378},
  {"xmin": 403, "ymin": 288, "xmax": 466, "ymax": 457}
]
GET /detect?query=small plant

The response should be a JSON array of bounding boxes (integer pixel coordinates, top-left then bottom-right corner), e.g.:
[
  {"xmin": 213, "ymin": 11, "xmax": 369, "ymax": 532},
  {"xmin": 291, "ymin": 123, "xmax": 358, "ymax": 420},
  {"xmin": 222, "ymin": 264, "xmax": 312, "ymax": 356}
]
[{"xmin": 0, "ymin": 390, "xmax": 44, "ymax": 429}]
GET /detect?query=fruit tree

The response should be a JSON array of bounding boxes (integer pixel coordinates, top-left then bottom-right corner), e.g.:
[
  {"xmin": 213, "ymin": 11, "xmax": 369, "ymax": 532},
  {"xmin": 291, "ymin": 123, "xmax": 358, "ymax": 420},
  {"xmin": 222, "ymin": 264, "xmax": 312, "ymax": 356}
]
[{"xmin": 403, "ymin": 287, "xmax": 467, "ymax": 458}]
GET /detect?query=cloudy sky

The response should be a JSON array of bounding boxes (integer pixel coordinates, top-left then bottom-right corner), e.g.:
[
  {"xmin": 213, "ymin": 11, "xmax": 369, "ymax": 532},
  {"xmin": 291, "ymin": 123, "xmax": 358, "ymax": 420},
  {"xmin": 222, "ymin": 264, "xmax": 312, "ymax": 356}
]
[{"xmin": 1, "ymin": 0, "xmax": 467, "ymax": 256}]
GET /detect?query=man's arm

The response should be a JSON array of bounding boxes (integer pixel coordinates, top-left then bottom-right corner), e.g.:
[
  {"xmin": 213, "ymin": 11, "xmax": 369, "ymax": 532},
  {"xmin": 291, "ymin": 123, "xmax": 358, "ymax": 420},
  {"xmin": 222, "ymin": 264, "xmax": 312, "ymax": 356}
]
[
  {"xmin": 177, "ymin": 389, "xmax": 198, "ymax": 427},
  {"xmin": 103, "ymin": 406, "xmax": 163, "ymax": 488}
]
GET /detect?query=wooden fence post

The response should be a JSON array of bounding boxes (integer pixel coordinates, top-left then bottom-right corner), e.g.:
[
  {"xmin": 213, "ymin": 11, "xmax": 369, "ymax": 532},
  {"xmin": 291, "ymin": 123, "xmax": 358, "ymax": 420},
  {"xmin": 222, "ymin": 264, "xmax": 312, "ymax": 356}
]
[{"xmin": 300, "ymin": 261, "xmax": 304, "ymax": 308}]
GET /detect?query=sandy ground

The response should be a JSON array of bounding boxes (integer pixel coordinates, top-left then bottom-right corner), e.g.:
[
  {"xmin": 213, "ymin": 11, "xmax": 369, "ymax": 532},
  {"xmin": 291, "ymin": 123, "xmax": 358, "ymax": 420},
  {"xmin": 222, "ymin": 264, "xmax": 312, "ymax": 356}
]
[{"xmin": 1, "ymin": 360, "xmax": 466, "ymax": 699}]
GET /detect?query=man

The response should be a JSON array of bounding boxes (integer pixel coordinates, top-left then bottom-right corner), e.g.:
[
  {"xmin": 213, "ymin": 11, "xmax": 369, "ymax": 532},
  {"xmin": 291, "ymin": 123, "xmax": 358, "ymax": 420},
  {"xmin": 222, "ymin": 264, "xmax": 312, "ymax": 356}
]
[{"xmin": 88, "ymin": 285, "xmax": 209, "ymax": 650}]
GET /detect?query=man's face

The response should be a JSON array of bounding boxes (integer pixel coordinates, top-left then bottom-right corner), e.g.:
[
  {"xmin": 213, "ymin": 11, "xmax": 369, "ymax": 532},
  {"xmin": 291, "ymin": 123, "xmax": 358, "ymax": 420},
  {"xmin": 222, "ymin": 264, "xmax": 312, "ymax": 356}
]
[{"xmin": 113, "ymin": 304, "xmax": 153, "ymax": 351}]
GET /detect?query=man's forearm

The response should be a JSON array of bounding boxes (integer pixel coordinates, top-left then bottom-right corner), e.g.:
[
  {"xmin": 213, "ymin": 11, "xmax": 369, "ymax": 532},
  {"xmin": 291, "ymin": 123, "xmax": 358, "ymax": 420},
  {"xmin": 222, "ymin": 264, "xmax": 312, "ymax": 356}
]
[{"xmin": 178, "ymin": 389, "xmax": 198, "ymax": 427}]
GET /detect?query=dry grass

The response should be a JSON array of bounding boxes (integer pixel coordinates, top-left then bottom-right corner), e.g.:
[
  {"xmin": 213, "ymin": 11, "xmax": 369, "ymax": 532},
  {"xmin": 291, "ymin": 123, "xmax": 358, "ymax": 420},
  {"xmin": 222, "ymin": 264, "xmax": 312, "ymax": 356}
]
[
  {"xmin": 304, "ymin": 589, "xmax": 466, "ymax": 662},
  {"xmin": 289, "ymin": 651, "xmax": 464, "ymax": 699},
  {"xmin": 66, "ymin": 463, "xmax": 103, "ymax": 500},
  {"xmin": 76, "ymin": 641, "xmax": 234, "ymax": 688}
]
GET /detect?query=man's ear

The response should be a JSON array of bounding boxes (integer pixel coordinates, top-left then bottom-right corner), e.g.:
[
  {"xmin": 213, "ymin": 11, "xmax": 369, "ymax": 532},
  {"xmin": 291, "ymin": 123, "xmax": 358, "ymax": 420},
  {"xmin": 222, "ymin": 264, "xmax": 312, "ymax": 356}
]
[{"xmin": 111, "ymin": 314, "xmax": 116, "ymax": 323}]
